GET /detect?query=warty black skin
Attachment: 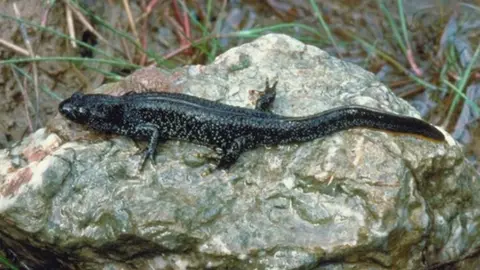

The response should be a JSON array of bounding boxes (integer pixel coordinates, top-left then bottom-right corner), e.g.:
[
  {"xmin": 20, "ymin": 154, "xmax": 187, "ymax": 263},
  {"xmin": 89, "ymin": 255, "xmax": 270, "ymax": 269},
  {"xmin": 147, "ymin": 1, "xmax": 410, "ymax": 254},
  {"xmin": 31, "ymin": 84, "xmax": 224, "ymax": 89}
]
[{"xmin": 58, "ymin": 81, "xmax": 445, "ymax": 169}]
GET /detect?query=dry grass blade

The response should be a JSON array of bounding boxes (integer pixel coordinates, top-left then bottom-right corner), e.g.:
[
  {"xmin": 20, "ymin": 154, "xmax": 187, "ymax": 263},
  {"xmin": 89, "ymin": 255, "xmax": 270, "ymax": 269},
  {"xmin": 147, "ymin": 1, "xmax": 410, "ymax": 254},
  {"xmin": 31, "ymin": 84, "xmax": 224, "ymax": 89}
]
[
  {"xmin": 397, "ymin": 0, "xmax": 423, "ymax": 76},
  {"xmin": 65, "ymin": 3, "xmax": 76, "ymax": 48},
  {"xmin": 13, "ymin": 3, "xmax": 41, "ymax": 129},
  {"xmin": 64, "ymin": 0, "xmax": 109, "ymax": 44},
  {"xmin": 0, "ymin": 38, "xmax": 30, "ymax": 56},
  {"xmin": 122, "ymin": 0, "xmax": 140, "ymax": 44},
  {"xmin": 11, "ymin": 67, "xmax": 33, "ymax": 133}
]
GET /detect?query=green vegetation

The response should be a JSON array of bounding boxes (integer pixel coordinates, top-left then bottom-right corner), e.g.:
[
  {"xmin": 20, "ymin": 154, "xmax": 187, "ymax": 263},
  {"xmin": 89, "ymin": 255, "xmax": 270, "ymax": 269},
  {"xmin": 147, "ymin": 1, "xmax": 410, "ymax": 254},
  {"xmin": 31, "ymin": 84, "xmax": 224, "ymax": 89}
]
[{"xmin": 0, "ymin": 0, "xmax": 479, "ymax": 268}]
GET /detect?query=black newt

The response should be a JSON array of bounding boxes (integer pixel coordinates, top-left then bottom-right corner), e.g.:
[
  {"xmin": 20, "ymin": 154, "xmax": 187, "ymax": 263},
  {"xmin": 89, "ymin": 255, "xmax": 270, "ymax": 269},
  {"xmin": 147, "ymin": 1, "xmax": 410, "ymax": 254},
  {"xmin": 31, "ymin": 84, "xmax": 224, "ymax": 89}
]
[{"xmin": 58, "ymin": 80, "xmax": 445, "ymax": 169}]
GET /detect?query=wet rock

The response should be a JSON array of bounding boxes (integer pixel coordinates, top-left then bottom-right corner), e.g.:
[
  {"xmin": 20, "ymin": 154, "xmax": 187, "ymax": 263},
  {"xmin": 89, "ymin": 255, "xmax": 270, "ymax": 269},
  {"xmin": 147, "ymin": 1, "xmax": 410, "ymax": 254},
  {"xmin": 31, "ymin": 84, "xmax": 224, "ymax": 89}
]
[{"xmin": 1, "ymin": 34, "xmax": 479, "ymax": 269}]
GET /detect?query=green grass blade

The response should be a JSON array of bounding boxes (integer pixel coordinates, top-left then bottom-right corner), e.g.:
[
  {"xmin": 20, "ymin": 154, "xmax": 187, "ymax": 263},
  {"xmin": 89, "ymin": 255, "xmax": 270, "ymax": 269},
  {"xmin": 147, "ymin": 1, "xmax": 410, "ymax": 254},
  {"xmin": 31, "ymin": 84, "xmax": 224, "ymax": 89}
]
[
  {"xmin": 377, "ymin": 0, "xmax": 407, "ymax": 54},
  {"xmin": 397, "ymin": 0, "xmax": 411, "ymax": 51},
  {"xmin": 178, "ymin": 1, "xmax": 218, "ymax": 61},
  {"xmin": 0, "ymin": 256, "xmax": 19, "ymax": 270},
  {"xmin": 84, "ymin": 66, "xmax": 124, "ymax": 81},
  {"xmin": 234, "ymin": 23, "xmax": 321, "ymax": 38},
  {"xmin": 346, "ymin": 31, "xmax": 438, "ymax": 90},
  {"xmin": 444, "ymin": 43, "xmax": 480, "ymax": 122},
  {"xmin": 0, "ymin": 56, "xmax": 140, "ymax": 69},
  {"xmin": 10, "ymin": 64, "xmax": 63, "ymax": 101},
  {"xmin": 443, "ymin": 80, "xmax": 480, "ymax": 116},
  {"xmin": 308, "ymin": 0, "xmax": 342, "ymax": 56}
]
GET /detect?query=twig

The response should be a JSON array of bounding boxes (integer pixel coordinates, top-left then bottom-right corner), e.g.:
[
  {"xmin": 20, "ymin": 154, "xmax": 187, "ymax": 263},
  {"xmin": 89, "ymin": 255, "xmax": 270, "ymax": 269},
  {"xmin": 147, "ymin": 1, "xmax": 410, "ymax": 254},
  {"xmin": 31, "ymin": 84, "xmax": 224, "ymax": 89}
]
[
  {"xmin": 66, "ymin": 3, "xmax": 77, "ymax": 48},
  {"xmin": 139, "ymin": 16, "xmax": 148, "ymax": 65},
  {"xmin": 145, "ymin": 0, "xmax": 159, "ymax": 16},
  {"xmin": 120, "ymin": 36, "xmax": 133, "ymax": 63},
  {"xmin": 172, "ymin": 0, "xmax": 192, "ymax": 55},
  {"xmin": 122, "ymin": 0, "xmax": 140, "ymax": 45},
  {"xmin": 191, "ymin": 0, "xmax": 208, "ymax": 27},
  {"xmin": 182, "ymin": 6, "xmax": 191, "ymax": 46},
  {"xmin": 162, "ymin": 33, "xmax": 223, "ymax": 60},
  {"xmin": 138, "ymin": 0, "xmax": 151, "ymax": 66},
  {"xmin": 40, "ymin": 1, "xmax": 55, "ymax": 26},
  {"xmin": 163, "ymin": 42, "xmax": 193, "ymax": 60},
  {"xmin": 0, "ymin": 38, "xmax": 30, "ymax": 56},
  {"xmin": 406, "ymin": 49, "xmax": 423, "ymax": 76},
  {"xmin": 161, "ymin": 28, "xmax": 233, "ymax": 61},
  {"xmin": 13, "ymin": 3, "xmax": 41, "ymax": 129},
  {"xmin": 397, "ymin": 0, "xmax": 423, "ymax": 76},
  {"xmin": 164, "ymin": 8, "xmax": 184, "ymax": 35},
  {"xmin": 64, "ymin": 0, "xmax": 109, "ymax": 44},
  {"xmin": 11, "ymin": 67, "xmax": 33, "ymax": 132}
]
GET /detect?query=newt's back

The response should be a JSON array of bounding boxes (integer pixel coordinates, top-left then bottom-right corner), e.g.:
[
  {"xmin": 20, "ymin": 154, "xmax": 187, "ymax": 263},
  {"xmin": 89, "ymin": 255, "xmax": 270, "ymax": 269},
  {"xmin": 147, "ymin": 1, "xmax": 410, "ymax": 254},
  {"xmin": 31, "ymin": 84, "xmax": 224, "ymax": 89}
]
[{"xmin": 59, "ymin": 87, "xmax": 444, "ymax": 169}]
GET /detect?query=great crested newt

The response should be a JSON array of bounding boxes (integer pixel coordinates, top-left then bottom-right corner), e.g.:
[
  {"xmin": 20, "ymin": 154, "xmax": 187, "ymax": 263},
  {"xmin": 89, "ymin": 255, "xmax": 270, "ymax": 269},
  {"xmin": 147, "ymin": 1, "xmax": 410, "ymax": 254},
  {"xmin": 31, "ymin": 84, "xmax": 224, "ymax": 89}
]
[{"xmin": 58, "ymin": 80, "xmax": 445, "ymax": 169}]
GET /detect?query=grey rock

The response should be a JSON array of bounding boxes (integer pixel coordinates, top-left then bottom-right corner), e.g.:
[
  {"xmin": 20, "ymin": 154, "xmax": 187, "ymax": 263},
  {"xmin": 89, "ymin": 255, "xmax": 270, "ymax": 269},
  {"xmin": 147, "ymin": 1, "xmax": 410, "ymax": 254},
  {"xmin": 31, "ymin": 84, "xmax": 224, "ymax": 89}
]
[{"xmin": 1, "ymin": 34, "xmax": 479, "ymax": 270}]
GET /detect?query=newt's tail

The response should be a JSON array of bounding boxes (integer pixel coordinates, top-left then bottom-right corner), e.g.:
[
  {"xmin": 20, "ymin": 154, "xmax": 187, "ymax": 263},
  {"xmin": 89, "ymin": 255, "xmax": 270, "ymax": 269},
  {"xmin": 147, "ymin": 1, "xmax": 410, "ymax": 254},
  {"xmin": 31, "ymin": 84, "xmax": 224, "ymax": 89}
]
[{"xmin": 278, "ymin": 106, "xmax": 445, "ymax": 143}]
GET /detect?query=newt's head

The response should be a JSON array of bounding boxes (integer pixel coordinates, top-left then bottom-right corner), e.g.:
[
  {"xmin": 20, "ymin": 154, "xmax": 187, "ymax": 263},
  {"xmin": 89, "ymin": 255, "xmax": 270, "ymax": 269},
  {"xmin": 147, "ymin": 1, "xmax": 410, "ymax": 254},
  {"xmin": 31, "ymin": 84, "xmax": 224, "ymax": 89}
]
[
  {"xmin": 59, "ymin": 92, "xmax": 124, "ymax": 132},
  {"xmin": 59, "ymin": 92, "xmax": 92, "ymax": 124}
]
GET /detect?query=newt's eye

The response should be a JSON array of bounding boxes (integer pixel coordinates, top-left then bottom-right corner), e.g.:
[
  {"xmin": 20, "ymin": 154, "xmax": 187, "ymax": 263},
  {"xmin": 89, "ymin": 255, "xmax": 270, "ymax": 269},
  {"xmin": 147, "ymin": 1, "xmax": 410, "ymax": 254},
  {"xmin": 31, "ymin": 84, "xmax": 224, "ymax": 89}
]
[
  {"xmin": 72, "ymin": 92, "xmax": 84, "ymax": 100},
  {"xmin": 78, "ymin": 107, "xmax": 86, "ymax": 114}
]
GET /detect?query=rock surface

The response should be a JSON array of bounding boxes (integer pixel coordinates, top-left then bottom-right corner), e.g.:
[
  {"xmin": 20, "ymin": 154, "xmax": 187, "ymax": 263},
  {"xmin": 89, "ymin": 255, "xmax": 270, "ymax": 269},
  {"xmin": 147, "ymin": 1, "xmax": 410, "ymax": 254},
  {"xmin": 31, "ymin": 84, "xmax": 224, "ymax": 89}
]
[{"xmin": 1, "ymin": 34, "xmax": 479, "ymax": 269}]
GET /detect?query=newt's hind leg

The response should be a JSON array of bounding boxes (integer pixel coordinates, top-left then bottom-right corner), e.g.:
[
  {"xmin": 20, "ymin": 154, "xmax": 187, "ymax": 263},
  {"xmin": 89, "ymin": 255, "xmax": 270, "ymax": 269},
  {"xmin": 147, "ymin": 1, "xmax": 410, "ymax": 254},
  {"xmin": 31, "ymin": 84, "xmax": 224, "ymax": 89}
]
[{"xmin": 255, "ymin": 79, "xmax": 278, "ymax": 112}]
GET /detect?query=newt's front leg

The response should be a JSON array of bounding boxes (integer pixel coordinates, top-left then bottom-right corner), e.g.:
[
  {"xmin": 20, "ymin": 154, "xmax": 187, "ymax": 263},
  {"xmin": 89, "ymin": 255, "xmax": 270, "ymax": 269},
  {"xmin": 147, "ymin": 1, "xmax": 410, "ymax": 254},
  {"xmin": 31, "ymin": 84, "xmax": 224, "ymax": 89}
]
[{"xmin": 134, "ymin": 123, "xmax": 165, "ymax": 170}]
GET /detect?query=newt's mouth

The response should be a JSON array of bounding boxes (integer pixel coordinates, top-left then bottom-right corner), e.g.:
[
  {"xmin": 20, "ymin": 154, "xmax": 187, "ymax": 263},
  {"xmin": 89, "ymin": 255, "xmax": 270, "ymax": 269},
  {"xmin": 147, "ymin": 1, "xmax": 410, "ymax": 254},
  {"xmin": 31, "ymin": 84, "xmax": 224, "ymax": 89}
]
[
  {"xmin": 59, "ymin": 92, "xmax": 88, "ymax": 120},
  {"xmin": 59, "ymin": 99, "xmax": 76, "ymax": 120}
]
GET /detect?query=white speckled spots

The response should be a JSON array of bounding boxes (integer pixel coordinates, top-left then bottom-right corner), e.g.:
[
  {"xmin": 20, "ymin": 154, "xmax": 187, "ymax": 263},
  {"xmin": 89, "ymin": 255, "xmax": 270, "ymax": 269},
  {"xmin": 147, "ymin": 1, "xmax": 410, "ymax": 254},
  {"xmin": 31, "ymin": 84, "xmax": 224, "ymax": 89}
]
[{"xmin": 59, "ymin": 91, "xmax": 446, "ymax": 168}]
